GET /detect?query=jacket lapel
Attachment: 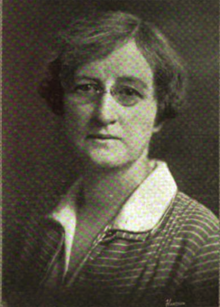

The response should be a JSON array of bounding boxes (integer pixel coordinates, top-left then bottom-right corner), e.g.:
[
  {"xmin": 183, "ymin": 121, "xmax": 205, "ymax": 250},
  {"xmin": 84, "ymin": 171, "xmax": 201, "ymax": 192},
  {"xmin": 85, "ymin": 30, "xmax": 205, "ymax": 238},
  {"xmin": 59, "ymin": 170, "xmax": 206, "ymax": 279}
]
[{"xmin": 16, "ymin": 217, "xmax": 65, "ymax": 293}]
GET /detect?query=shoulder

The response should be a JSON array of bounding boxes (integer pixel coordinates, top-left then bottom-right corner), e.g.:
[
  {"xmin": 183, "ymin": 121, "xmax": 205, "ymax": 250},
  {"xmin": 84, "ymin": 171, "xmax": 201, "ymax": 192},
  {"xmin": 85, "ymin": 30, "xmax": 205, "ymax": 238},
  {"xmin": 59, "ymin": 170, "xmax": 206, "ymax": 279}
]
[
  {"xmin": 172, "ymin": 191, "xmax": 219, "ymax": 233},
  {"xmin": 166, "ymin": 191, "xmax": 219, "ymax": 259}
]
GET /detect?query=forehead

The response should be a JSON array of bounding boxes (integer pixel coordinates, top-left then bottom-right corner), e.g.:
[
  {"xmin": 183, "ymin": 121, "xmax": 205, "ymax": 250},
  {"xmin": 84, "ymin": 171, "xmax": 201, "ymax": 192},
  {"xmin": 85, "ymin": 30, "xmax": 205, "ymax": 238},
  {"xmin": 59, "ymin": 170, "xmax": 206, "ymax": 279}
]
[{"xmin": 74, "ymin": 40, "xmax": 154, "ymax": 83}]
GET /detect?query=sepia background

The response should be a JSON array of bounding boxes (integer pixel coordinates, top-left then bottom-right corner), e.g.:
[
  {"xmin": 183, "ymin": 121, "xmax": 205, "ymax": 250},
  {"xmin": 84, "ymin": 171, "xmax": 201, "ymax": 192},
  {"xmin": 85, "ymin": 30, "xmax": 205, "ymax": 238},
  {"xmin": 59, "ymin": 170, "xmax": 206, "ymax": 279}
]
[{"xmin": 3, "ymin": 0, "xmax": 219, "ymax": 280}]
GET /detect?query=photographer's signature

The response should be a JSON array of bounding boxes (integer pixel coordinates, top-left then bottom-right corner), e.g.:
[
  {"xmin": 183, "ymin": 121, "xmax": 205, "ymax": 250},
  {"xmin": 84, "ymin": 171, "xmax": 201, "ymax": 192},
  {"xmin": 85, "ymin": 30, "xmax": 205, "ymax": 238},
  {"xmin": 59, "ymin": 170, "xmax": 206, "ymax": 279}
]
[{"xmin": 166, "ymin": 299, "xmax": 185, "ymax": 307}]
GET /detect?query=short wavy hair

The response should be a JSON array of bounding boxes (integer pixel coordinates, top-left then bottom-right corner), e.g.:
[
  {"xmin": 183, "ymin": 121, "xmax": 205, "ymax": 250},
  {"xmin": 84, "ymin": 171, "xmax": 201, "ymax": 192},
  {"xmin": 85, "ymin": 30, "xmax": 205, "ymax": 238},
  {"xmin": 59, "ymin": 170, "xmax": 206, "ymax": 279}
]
[{"xmin": 39, "ymin": 11, "xmax": 187, "ymax": 126}]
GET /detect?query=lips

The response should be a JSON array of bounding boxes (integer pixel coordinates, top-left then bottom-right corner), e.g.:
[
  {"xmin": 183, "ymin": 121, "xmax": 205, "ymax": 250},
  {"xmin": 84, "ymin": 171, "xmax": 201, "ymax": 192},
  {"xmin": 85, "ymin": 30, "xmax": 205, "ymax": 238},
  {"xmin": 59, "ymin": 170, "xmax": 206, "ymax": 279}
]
[{"xmin": 87, "ymin": 134, "xmax": 121, "ymax": 140}]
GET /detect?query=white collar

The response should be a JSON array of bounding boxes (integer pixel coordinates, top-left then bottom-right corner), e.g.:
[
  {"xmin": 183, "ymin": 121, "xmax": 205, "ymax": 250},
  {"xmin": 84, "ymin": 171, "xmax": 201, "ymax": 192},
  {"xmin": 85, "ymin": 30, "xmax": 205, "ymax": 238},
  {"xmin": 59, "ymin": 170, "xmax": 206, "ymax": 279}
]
[
  {"xmin": 51, "ymin": 161, "xmax": 177, "ymax": 233},
  {"xmin": 50, "ymin": 161, "xmax": 177, "ymax": 269},
  {"xmin": 112, "ymin": 161, "xmax": 177, "ymax": 231}
]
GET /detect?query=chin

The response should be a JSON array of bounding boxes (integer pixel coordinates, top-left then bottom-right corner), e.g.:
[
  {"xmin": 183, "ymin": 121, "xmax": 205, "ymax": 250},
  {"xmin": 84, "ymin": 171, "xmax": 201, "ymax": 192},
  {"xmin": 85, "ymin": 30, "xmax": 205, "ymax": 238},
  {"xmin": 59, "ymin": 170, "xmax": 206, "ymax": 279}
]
[{"xmin": 87, "ymin": 152, "xmax": 131, "ymax": 170}]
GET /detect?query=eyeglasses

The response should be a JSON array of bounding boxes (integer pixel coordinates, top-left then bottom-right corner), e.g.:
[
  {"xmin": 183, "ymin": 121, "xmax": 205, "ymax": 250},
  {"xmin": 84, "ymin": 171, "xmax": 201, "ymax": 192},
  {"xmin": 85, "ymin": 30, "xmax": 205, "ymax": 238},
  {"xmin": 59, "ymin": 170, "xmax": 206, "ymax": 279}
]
[{"xmin": 61, "ymin": 82, "xmax": 145, "ymax": 107}]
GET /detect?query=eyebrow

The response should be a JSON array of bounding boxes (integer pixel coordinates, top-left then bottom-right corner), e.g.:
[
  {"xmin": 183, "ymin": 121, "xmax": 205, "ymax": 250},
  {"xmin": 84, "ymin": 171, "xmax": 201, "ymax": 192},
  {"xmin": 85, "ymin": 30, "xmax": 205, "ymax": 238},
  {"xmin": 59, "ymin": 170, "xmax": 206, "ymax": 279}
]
[
  {"xmin": 117, "ymin": 76, "xmax": 149, "ymax": 89},
  {"xmin": 73, "ymin": 76, "xmax": 101, "ymax": 83}
]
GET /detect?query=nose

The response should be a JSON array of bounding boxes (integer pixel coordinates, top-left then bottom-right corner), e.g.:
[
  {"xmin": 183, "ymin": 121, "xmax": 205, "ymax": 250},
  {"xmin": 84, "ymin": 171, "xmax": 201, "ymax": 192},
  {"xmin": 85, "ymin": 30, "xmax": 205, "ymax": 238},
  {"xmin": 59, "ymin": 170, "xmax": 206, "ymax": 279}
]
[{"xmin": 93, "ymin": 91, "xmax": 118, "ymax": 126}]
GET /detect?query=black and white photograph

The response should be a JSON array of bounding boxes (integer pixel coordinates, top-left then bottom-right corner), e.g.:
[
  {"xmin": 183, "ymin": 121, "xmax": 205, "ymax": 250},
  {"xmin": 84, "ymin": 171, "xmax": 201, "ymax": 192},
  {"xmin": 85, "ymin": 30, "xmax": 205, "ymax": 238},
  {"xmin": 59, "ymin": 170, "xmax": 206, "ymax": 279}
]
[{"xmin": 3, "ymin": 1, "xmax": 219, "ymax": 306}]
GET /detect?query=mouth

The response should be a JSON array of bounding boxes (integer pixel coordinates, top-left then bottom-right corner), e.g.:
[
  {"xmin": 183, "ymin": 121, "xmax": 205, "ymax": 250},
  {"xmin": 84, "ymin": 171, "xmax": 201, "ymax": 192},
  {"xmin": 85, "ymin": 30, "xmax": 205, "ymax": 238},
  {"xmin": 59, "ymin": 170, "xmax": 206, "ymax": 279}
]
[{"xmin": 87, "ymin": 134, "xmax": 121, "ymax": 140}]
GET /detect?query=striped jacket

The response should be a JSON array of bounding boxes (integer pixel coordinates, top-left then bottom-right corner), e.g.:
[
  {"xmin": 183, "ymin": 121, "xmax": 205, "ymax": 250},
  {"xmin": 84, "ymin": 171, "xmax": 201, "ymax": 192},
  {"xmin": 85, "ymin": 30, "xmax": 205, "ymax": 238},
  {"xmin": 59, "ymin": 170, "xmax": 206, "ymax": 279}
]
[
  {"xmin": 6, "ymin": 163, "xmax": 219, "ymax": 307},
  {"xmin": 7, "ymin": 192, "xmax": 219, "ymax": 307}
]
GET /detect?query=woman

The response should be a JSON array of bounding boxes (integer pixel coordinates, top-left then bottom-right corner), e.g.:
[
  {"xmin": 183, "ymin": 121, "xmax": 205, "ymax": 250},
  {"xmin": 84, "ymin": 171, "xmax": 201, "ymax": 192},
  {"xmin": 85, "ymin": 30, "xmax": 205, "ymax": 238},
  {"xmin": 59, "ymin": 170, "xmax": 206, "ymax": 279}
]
[{"xmin": 7, "ymin": 10, "xmax": 219, "ymax": 307}]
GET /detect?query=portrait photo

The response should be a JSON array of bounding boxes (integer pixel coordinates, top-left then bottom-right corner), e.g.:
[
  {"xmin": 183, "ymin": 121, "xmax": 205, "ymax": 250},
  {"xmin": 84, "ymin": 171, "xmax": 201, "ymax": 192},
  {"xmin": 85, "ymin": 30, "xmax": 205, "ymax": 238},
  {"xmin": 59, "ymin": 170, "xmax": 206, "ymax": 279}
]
[{"xmin": 3, "ymin": 0, "xmax": 219, "ymax": 306}]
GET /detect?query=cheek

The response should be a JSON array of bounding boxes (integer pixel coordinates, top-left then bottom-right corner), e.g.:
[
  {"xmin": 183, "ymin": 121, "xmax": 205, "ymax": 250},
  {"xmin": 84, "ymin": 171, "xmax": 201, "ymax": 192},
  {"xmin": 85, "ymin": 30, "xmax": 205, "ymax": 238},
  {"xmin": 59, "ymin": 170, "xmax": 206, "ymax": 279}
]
[
  {"xmin": 124, "ymin": 103, "xmax": 157, "ymax": 140},
  {"xmin": 64, "ymin": 101, "xmax": 93, "ymax": 133}
]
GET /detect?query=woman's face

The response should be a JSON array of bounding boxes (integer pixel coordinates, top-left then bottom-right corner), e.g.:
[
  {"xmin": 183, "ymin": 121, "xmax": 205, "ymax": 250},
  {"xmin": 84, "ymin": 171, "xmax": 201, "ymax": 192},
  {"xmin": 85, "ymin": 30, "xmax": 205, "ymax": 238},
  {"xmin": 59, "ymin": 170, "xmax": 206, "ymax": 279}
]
[{"xmin": 63, "ymin": 40, "xmax": 158, "ymax": 169}]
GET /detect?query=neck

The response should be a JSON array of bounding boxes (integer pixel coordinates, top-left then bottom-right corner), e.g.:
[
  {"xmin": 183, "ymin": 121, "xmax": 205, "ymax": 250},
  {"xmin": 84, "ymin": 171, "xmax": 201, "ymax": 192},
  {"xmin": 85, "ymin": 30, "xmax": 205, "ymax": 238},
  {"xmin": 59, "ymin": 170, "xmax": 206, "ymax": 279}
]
[{"xmin": 82, "ymin": 154, "xmax": 155, "ymax": 211}]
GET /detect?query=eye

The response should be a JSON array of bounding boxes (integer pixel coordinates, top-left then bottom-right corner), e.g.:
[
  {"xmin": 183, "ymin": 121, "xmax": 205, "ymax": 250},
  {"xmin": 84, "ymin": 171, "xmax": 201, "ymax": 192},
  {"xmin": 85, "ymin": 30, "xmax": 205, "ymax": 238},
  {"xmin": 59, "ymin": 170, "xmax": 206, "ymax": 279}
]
[
  {"xmin": 73, "ymin": 83, "xmax": 99, "ymax": 94},
  {"xmin": 118, "ymin": 86, "xmax": 142, "ymax": 98}
]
